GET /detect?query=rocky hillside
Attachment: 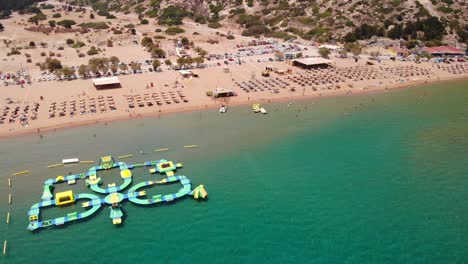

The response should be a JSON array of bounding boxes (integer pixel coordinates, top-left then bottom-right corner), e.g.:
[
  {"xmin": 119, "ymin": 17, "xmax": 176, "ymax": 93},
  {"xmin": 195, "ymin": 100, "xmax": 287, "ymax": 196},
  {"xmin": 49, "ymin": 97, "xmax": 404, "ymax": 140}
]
[{"xmin": 3, "ymin": 0, "xmax": 467, "ymax": 47}]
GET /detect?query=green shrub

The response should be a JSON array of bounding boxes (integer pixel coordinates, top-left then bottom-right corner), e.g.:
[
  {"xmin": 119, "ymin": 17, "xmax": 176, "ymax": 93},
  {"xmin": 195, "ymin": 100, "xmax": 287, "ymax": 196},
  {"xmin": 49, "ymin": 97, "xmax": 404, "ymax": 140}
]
[
  {"xmin": 79, "ymin": 22, "xmax": 109, "ymax": 29},
  {"xmin": 208, "ymin": 22, "xmax": 222, "ymax": 29},
  {"xmin": 165, "ymin": 27, "xmax": 185, "ymax": 35},
  {"xmin": 87, "ymin": 46, "xmax": 99, "ymax": 55},
  {"xmin": 72, "ymin": 41, "xmax": 86, "ymax": 48},
  {"xmin": 57, "ymin": 19, "xmax": 76, "ymax": 29}
]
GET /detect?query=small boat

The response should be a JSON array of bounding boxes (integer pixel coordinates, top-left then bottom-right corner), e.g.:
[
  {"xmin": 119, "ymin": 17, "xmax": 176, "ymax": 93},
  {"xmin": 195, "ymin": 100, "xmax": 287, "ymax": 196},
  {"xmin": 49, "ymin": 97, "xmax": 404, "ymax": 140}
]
[
  {"xmin": 252, "ymin": 104, "xmax": 261, "ymax": 113},
  {"xmin": 219, "ymin": 105, "xmax": 228, "ymax": 113},
  {"xmin": 260, "ymin": 107, "xmax": 267, "ymax": 114}
]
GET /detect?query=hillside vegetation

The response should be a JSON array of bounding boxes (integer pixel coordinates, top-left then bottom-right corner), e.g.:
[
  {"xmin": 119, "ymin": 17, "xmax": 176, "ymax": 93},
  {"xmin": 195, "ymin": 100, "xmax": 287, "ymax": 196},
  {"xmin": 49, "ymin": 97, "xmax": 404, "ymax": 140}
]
[{"xmin": 3, "ymin": 0, "xmax": 467, "ymax": 47}]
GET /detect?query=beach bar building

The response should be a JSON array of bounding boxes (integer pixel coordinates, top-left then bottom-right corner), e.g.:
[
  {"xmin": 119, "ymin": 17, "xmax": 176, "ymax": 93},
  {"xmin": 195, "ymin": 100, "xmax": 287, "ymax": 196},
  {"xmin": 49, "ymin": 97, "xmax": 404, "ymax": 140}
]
[
  {"xmin": 213, "ymin": 88, "xmax": 236, "ymax": 98},
  {"xmin": 179, "ymin": 70, "xmax": 194, "ymax": 78},
  {"xmin": 92, "ymin": 77, "xmax": 121, "ymax": 89},
  {"xmin": 423, "ymin": 46, "xmax": 465, "ymax": 57},
  {"xmin": 293, "ymin": 58, "xmax": 333, "ymax": 69}
]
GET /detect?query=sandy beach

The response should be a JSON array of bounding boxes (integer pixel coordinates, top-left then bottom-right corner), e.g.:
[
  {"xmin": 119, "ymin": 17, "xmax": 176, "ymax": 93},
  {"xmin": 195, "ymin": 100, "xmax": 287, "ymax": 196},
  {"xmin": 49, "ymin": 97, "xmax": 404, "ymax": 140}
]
[{"xmin": 1, "ymin": 57, "xmax": 467, "ymax": 139}]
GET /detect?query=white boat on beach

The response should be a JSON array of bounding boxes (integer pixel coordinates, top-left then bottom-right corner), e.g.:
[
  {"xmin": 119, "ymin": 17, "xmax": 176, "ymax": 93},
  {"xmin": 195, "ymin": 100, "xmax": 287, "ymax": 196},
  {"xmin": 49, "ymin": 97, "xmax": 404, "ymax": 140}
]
[
  {"xmin": 260, "ymin": 107, "xmax": 267, "ymax": 114},
  {"xmin": 219, "ymin": 105, "xmax": 228, "ymax": 113}
]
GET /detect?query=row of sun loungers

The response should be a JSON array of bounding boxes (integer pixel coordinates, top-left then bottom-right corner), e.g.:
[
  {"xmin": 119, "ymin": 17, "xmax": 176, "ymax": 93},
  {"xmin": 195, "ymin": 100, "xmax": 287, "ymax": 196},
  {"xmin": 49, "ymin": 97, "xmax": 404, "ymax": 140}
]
[
  {"xmin": 1, "ymin": 99, "xmax": 39, "ymax": 126},
  {"xmin": 48, "ymin": 96, "xmax": 116, "ymax": 118},
  {"xmin": 381, "ymin": 65, "xmax": 433, "ymax": 78},
  {"xmin": 439, "ymin": 63, "xmax": 468, "ymax": 75},
  {"xmin": 124, "ymin": 91, "xmax": 188, "ymax": 108}
]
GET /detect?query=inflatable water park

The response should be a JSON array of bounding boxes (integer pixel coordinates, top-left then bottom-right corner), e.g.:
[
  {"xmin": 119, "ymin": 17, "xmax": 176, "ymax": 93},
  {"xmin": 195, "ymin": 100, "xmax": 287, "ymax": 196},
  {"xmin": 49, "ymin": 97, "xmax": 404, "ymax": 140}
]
[{"xmin": 26, "ymin": 156, "xmax": 207, "ymax": 231}]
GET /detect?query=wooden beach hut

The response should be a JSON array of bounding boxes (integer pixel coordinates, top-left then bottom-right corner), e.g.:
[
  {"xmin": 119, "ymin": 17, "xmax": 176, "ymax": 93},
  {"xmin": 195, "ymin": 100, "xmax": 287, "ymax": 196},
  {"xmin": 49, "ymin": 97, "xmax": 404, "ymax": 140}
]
[
  {"xmin": 92, "ymin": 77, "xmax": 121, "ymax": 89},
  {"xmin": 292, "ymin": 58, "xmax": 332, "ymax": 69}
]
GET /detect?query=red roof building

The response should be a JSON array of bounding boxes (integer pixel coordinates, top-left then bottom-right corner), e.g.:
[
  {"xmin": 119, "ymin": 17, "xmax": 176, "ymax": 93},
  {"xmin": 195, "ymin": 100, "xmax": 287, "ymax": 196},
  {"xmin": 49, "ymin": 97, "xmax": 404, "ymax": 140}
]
[{"xmin": 423, "ymin": 46, "xmax": 465, "ymax": 56}]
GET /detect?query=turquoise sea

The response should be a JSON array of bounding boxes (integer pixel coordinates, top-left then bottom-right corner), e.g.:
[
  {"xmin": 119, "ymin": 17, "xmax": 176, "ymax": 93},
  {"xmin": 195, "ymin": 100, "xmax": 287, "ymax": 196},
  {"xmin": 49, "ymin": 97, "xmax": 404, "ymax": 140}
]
[{"xmin": 0, "ymin": 80, "xmax": 467, "ymax": 263}]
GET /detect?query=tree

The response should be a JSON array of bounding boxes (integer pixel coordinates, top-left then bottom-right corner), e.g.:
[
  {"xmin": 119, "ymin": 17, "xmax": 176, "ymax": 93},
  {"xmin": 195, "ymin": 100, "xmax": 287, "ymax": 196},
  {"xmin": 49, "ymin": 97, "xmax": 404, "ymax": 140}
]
[
  {"xmin": 78, "ymin": 64, "xmax": 90, "ymax": 77},
  {"xmin": 28, "ymin": 13, "xmax": 47, "ymax": 24},
  {"xmin": 110, "ymin": 64, "xmax": 118, "ymax": 73},
  {"xmin": 119, "ymin": 64, "xmax": 128, "ymax": 72},
  {"xmin": 152, "ymin": 60, "xmax": 161, "ymax": 70},
  {"xmin": 57, "ymin": 20, "xmax": 76, "ymax": 29},
  {"xmin": 141, "ymin": 36, "xmax": 153, "ymax": 48},
  {"xmin": 193, "ymin": 56, "xmax": 204, "ymax": 66},
  {"xmin": 62, "ymin": 66, "xmax": 75, "ymax": 79},
  {"xmin": 388, "ymin": 24, "xmax": 403, "ymax": 39},
  {"xmin": 140, "ymin": 19, "xmax": 149, "ymax": 25},
  {"xmin": 107, "ymin": 39, "xmax": 113, "ymax": 47},
  {"xmin": 177, "ymin": 57, "xmax": 186, "ymax": 66},
  {"xmin": 318, "ymin": 47, "xmax": 331, "ymax": 58},
  {"xmin": 131, "ymin": 28, "xmax": 136, "ymax": 35},
  {"xmin": 296, "ymin": 52, "xmax": 303, "ymax": 58},
  {"xmin": 45, "ymin": 57, "xmax": 62, "ymax": 71},
  {"xmin": 109, "ymin": 56, "xmax": 120, "ymax": 65},
  {"xmin": 48, "ymin": 20, "xmax": 56, "ymax": 27},
  {"xmin": 185, "ymin": 57, "xmax": 194, "ymax": 66},
  {"xmin": 181, "ymin": 37, "xmax": 189, "ymax": 46},
  {"xmin": 39, "ymin": 62, "xmax": 47, "ymax": 71},
  {"xmin": 54, "ymin": 68, "xmax": 63, "ymax": 78},
  {"xmin": 87, "ymin": 46, "xmax": 99, "ymax": 56},
  {"xmin": 164, "ymin": 59, "xmax": 172, "ymax": 66},
  {"xmin": 29, "ymin": 41, "xmax": 36, "ymax": 47},
  {"xmin": 89, "ymin": 63, "xmax": 99, "ymax": 74},
  {"xmin": 198, "ymin": 49, "xmax": 208, "ymax": 57},
  {"xmin": 151, "ymin": 48, "xmax": 166, "ymax": 58},
  {"xmin": 89, "ymin": 57, "xmax": 110, "ymax": 73},
  {"xmin": 0, "ymin": 23, "xmax": 3, "ymax": 31},
  {"xmin": 421, "ymin": 16, "xmax": 445, "ymax": 41},
  {"xmin": 90, "ymin": 13, "xmax": 95, "ymax": 19},
  {"xmin": 66, "ymin": 39, "xmax": 75, "ymax": 45},
  {"xmin": 130, "ymin": 62, "xmax": 141, "ymax": 71}
]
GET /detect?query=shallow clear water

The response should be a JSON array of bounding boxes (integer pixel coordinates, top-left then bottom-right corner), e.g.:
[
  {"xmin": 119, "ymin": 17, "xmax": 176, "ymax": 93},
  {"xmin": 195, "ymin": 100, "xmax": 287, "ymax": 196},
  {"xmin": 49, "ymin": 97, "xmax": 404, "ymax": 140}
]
[{"xmin": 0, "ymin": 81, "xmax": 467, "ymax": 263}]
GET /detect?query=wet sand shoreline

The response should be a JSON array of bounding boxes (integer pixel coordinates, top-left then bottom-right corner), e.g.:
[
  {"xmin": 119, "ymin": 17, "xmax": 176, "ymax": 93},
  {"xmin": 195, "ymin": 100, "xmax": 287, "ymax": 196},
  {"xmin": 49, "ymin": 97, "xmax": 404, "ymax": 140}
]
[{"xmin": 1, "ymin": 74, "xmax": 466, "ymax": 140}]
